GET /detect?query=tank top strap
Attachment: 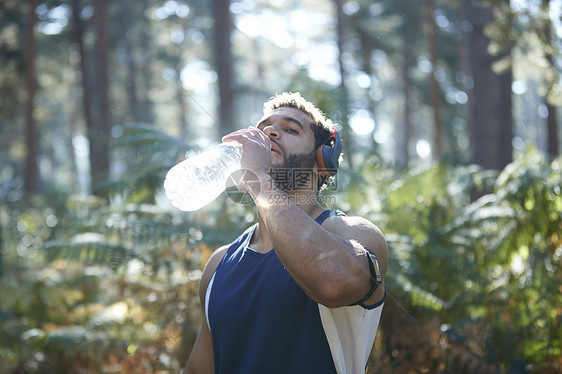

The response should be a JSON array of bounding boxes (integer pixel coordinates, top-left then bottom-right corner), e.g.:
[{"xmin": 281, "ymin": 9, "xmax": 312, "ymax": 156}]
[
  {"xmin": 315, "ymin": 209, "xmax": 346, "ymax": 225},
  {"xmin": 224, "ymin": 224, "xmax": 256, "ymax": 256}
]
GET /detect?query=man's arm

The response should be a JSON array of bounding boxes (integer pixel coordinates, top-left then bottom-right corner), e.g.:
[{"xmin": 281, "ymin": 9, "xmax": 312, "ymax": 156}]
[
  {"xmin": 222, "ymin": 127, "xmax": 388, "ymax": 308},
  {"xmin": 321, "ymin": 214, "xmax": 388, "ymax": 307},
  {"xmin": 182, "ymin": 245, "xmax": 228, "ymax": 374},
  {"xmin": 255, "ymin": 192, "xmax": 388, "ymax": 308}
]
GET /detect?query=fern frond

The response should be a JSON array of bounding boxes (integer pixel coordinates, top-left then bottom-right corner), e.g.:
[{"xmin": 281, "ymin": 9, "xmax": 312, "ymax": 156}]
[
  {"xmin": 394, "ymin": 273, "xmax": 445, "ymax": 311},
  {"xmin": 113, "ymin": 122, "xmax": 188, "ymax": 150},
  {"xmin": 43, "ymin": 234, "xmax": 132, "ymax": 266}
]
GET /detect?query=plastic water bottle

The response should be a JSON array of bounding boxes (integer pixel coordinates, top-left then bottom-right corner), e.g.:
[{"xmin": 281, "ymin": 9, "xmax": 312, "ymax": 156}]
[{"xmin": 163, "ymin": 142, "xmax": 243, "ymax": 211}]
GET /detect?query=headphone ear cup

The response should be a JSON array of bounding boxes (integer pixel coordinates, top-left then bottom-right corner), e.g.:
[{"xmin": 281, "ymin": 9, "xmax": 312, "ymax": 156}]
[
  {"xmin": 321, "ymin": 144, "xmax": 336, "ymax": 170},
  {"xmin": 316, "ymin": 128, "xmax": 341, "ymax": 177},
  {"xmin": 316, "ymin": 144, "xmax": 335, "ymax": 177},
  {"xmin": 316, "ymin": 146, "xmax": 329, "ymax": 177}
]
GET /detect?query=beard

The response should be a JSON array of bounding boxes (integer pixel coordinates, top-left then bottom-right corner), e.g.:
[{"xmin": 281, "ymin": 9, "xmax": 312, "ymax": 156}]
[{"xmin": 269, "ymin": 148, "xmax": 317, "ymax": 191}]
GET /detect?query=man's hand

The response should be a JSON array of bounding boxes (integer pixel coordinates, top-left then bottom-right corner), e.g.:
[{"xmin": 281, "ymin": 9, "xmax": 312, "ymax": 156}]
[
  {"xmin": 222, "ymin": 126, "xmax": 273, "ymax": 174},
  {"xmin": 222, "ymin": 127, "xmax": 274, "ymax": 195}
]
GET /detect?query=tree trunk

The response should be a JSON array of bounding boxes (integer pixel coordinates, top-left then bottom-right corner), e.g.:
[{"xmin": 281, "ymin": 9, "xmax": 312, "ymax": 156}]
[
  {"xmin": 356, "ymin": 26, "xmax": 376, "ymax": 152},
  {"xmin": 71, "ymin": 0, "xmax": 94, "ymax": 191},
  {"xmin": 542, "ymin": 0, "xmax": 559, "ymax": 158},
  {"xmin": 253, "ymin": 37, "xmax": 266, "ymax": 98},
  {"xmin": 138, "ymin": 1, "xmax": 154, "ymax": 124},
  {"xmin": 456, "ymin": 0, "xmax": 472, "ymax": 164},
  {"xmin": 496, "ymin": 62, "xmax": 513, "ymax": 169},
  {"xmin": 423, "ymin": 0, "xmax": 442, "ymax": 161},
  {"xmin": 334, "ymin": 0, "xmax": 353, "ymax": 169},
  {"xmin": 71, "ymin": 0, "xmax": 93, "ymax": 196},
  {"xmin": 91, "ymin": 0, "xmax": 112, "ymax": 197},
  {"xmin": 468, "ymin": 0, "xmax": 513, "ymax": 171},
  {"xmin": 0, "ymin": 217, "xmax": 3, "ymax": 277},
  {"xmin": 468, "ymin": 1, "xmax": 499, "ymax": 170},
  {"xmin": 546, "ymin": 100, "xmax": 558, "ymax": 159},
  {"xmin": 397, "ymin": 31, "xmax": 414, "ymax": 166},
  {"xmin": 118, "ymin": 0, "xmax": 141, "ymax": 123},
  {"xmin": 496, "ymin": 0, "xmax": 513, "ymax": 169},
  {"xmin": 212, "ymin": 0, "xmax": 235, "ymax": 136},
  {"xmin": 176, "ymin": 59, "xmax": 189, "ymax": 142},
  {"xmin": 24, "ymin": 0, "xmax": 39, "ymax": 207}
]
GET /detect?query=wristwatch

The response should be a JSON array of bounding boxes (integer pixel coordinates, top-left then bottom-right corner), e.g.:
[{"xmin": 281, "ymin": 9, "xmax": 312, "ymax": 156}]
[
  {"xmin": 350, "ymin": 250, "xmax": 382, "ymax": 308},
  {"xmin": 366, "ymin": 251, "xmax": 382, "ymax": 286}
]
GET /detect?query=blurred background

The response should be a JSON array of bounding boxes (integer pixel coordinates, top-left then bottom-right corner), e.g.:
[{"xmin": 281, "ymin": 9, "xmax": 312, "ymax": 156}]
[{"xmin": 0, "ymin": 0, "xmax": 561, "ymax": 373}]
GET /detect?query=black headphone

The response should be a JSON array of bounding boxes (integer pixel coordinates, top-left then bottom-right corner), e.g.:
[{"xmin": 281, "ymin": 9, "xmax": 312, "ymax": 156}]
[{"xmin": 316, "ymin": 128, "xmax": 342, "ymax": 177}]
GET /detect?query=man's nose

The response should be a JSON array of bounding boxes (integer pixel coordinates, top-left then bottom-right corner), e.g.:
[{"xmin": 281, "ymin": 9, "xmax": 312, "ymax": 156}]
[{"xmin": 263, "ymin": 125, "xmax": 280, "ymax": 139}]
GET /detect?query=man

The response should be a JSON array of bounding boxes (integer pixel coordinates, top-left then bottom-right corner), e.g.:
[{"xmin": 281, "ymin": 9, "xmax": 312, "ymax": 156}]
[{"xmin": 183, "ymin": 92, "xmax": 388, "ymax": 374}]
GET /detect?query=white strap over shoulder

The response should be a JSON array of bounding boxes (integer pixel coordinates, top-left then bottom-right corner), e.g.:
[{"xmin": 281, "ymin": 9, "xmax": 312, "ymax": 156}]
[{"xmin": 318, "ymin": 303, "xmax": 384, "ymax": 374}]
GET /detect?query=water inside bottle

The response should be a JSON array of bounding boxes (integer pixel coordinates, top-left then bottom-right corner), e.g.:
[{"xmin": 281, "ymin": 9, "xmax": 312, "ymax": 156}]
[{"xmin": 164, "ymin": 142, "xmax": 243, "ymax": 211}]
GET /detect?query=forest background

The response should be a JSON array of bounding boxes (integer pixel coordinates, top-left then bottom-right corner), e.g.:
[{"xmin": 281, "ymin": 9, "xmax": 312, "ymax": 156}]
[{"xmin": 0, "ymin": 0, "xmax": 561, "ymax": 373}]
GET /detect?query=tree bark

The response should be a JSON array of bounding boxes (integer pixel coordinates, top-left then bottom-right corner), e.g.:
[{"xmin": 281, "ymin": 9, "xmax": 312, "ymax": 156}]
[
  {"xmin": 397, "ymin": 32, "xmax": 414, "ymax": 166},
  {"xmin": 0, "ymin": 216, "xmax": 3, "ymax": 277},
  {"xmin": 91, "ymin": 0, "xmax": 112, "ymax": 197},
  {"xmin": 356, "ymin": 23, "xmax": 376, "ymax": 153},
  {"xmin": 175, "ymin": 59, "xmax": 189, "ymax": 142},
  {"xmin": 468, "ymin": 1, "xmax": 499, "ymax": 170},
  {"xmin": 71, "ymin": 0, "xmax": 93, "ymax": 146},
  {"xmin": 334, "ymin": 0, "xmax": 353, "ymax": 169},
  {"xmin": 424, "ymin": 0, "xmax": 442, "ymax": 161},
  {"xmin": 138, "ymin": 1, "xmax": 154, "ymax": 124},
  {"xmin": 118, "ymin": 0, "xmax": 141, "ymax": 123},
  {"xmin": 456, "ymin": 0, "xmax": 472, "ymax": 163},
  {"xmin": 212, "ymin": 0, "xmax": 235, "ymax": 136},
  {"xmin": 496, "ymin": 0, "xmax": 513, "ymax": 170},
  {"xmin": 468, "ymin": 0, "xmax": 513, "ymax": 170},
  {"xmin": 546, "ymin": 100, "xmax": 558, "ymax": 159},
  {"xmin": 542, "ymin": 0, "xmax": 559, "ymax": 158},
  {"xmin": 496, "ymin": 62, "xmax": 513, "ymax": 169},
  {"xmin": 24, "ymin": 0, "xmax": 39, "ymax": 207}
]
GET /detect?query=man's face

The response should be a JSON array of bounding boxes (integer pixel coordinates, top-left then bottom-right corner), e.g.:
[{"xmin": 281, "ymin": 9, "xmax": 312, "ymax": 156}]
[{"xmin": 257, "ymin": 107, "xmax": 317, "ymax": 190}]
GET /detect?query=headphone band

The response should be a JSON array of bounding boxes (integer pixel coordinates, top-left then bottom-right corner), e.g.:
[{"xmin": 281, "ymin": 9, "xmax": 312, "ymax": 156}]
[{"xmin": 331, "ymin": 128, "xmax": 341, "ymax": 159}]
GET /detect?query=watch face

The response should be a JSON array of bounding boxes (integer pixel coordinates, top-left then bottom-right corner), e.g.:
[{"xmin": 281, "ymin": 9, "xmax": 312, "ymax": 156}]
[{"xmin": 368, "ymin": 252, "xmax": 382, "ymax": 284}]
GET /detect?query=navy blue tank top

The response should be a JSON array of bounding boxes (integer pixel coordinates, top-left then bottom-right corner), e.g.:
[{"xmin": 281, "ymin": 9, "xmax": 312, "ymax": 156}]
[{"xmin": 207, "ymin": 210, "xmax": 345, "ymax": 374}]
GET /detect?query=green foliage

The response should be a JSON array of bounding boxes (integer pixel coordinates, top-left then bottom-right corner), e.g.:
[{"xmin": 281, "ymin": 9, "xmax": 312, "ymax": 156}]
[
  {"xmin": 0, "ymin": 122, "xmax": 255, "ymax": 372},
  {"xmin": 102, "ymin": 123, "xmax": 190, "ymax": 204},
  {"xmin": 2, "ymin": 118, "xmax": 561, "ymax": 373},
  {"xmin": 488, "ymin": 149, "xmax": 562, "ymax": 365},
  {"xmin": 352, "ymin": 148, "xmax": 561, "ymax": 372},
  {"xmin": 0, "ymin": 0, "xmax": 560, "ymax": 372}
]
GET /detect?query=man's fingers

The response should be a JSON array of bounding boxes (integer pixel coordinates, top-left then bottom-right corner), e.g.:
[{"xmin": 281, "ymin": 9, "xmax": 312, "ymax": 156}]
[{"xmin": 223, "ymin": 128, "xmax": 271, "ymax": 149}]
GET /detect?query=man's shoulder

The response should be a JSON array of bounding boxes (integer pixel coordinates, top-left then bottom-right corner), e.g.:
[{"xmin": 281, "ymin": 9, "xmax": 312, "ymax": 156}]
[
  {"xmin": 199, "ymin": 223, "xmax": 256, "ymax": 293},
  {"xmin": 321, "ymin": 213, "xmax": 388, "ymax": 274},
  {"xmin": 321, "ymin": 213, "xmax": 383, "ymax": 236},
  {"xmin": 203, "ymin": 245, "xmax": 229, "ymax": 276},
  {"xmin": 199, "ymin": 244, "xmax": 229, "ymax": 299}
]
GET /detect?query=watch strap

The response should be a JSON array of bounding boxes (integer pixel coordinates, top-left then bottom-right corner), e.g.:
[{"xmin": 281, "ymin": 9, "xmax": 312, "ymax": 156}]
[{"xmin": 349, "ymin": 251, "xmax": 382, "ymax": 309}]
